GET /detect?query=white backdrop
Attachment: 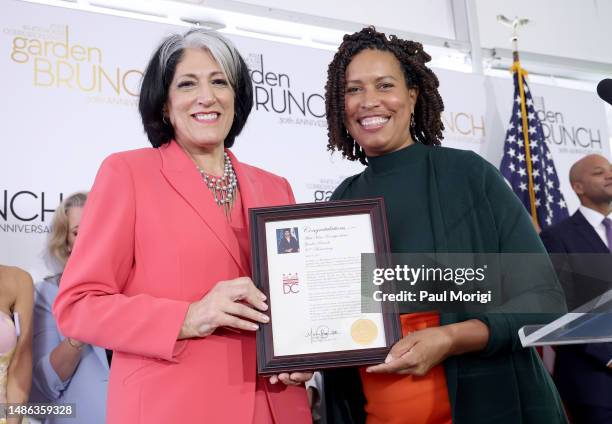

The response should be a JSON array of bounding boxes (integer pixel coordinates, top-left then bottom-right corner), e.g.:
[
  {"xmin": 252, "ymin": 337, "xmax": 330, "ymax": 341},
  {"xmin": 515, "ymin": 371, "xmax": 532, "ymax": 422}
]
[{"xmin": 1, "ymin": 0, "xmax": 609, "ymax": 281}]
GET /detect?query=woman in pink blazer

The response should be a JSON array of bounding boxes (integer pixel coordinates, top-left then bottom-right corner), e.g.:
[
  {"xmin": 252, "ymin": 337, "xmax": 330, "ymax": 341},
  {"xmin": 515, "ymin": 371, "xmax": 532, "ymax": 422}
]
[{"xmin": 53, "ymin": 29, "xmax": 311, "ymax": 423}]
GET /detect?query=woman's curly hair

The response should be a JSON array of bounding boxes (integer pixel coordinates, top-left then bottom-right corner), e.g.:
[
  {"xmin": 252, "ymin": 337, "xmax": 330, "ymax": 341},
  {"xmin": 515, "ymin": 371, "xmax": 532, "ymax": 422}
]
[{"xmin": 325, "ymin": 27, "xmax": 444, "ymax": 164}]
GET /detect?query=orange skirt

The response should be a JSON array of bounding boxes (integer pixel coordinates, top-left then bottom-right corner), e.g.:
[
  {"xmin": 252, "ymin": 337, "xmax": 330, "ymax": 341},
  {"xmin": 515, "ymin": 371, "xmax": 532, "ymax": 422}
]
[{"xmin": 359, "ymin": 313, "xmax": 453, "ymax": 424}]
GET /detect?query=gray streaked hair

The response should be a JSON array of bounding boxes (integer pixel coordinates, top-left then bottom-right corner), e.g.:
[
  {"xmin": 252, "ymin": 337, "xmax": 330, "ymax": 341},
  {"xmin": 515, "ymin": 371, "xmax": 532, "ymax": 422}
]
[
  {"xmin": 139, "ymin": 28, "xmax": 253, "ymax": 148},
  {"xmin": 158, "ymin": 29, "xmax": 241, "ymax": 88}
]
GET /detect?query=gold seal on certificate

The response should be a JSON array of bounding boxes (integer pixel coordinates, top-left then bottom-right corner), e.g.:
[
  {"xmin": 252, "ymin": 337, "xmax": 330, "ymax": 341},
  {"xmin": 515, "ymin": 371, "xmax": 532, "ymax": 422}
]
[
  {"xmin": 351, "ymin": 319, "xmax": 379, "ymax": 345},
  {"xmin": 250, "ymin": 199, "xmax": 401, "ymax": 374}
]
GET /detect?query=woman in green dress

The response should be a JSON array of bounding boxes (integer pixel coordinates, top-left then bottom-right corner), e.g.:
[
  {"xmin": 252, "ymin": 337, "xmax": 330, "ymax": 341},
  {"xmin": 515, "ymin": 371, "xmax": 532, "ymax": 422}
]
[{"xmin": 321, "ymin": 27, "xmax": 569, "ymax": 424}]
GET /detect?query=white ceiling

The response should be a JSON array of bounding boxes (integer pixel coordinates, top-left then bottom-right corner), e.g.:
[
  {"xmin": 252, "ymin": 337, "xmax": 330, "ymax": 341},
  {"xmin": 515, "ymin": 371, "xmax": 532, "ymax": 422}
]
[{"xmin": 16, "ymin": 0, "xmax": 612, "ymax": 87}]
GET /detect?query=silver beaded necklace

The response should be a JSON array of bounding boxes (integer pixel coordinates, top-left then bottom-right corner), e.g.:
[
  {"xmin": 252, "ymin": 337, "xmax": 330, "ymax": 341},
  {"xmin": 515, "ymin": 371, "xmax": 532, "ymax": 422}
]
[{"xmin": 197, "ymin": 151, "xmax": 238, "ymax": 218}]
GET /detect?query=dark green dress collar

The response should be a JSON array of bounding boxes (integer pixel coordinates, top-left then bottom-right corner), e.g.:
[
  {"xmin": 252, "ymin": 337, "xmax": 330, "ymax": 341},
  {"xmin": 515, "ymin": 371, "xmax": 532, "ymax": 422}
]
[{"xmin": 366, "ymin": 142, "xmax": 428, "ymax": 175}]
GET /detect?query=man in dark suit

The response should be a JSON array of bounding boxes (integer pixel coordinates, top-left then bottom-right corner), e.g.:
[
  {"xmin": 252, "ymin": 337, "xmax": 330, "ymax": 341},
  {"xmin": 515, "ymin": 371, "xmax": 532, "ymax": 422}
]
[{"xmin": 540, "ymin": 154, "xmax": 612, "ymax": 424}]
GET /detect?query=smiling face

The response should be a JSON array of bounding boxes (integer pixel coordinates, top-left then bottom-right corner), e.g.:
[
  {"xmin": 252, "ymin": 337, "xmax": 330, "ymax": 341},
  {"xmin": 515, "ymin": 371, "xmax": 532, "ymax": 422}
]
[
  {"xmin": 343, "ymin": 49, "xmax": 418, "ymax": 157},
  {"xmin": 165, "ymin": 48, "xmax": 235, "ymax": 155}
]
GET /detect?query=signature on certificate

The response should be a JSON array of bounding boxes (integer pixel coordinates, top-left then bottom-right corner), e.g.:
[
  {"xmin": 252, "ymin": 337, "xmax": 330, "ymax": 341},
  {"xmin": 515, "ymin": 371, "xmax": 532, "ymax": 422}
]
[{"xmin": 305, "ymin": 325, "xmax": 339, "ymax": 343}]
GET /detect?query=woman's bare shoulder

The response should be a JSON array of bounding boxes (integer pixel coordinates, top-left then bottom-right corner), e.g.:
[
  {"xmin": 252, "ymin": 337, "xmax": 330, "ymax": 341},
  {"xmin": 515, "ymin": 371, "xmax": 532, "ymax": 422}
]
[{"xmin": 0, "ymin": 265, "xmax": 34, "ymax": 300}]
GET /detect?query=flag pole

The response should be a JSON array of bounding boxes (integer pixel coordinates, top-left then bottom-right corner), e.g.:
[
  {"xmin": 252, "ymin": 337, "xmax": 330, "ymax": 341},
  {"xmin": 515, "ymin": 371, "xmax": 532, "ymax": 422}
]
[{"xmin": 498, "ymin": 15, "xmax": 539, "ymax": 228}]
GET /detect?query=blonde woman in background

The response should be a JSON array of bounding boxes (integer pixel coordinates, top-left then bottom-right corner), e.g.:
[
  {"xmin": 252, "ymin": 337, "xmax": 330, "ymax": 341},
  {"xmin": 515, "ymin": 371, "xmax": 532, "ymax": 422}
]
[
  {"xmin": 0, "ymin": 265, "xmax": 33, "ymax": 424},
  {"xmin": 29, "ymin": 192, "xmax": 109, "ymax": 424}
]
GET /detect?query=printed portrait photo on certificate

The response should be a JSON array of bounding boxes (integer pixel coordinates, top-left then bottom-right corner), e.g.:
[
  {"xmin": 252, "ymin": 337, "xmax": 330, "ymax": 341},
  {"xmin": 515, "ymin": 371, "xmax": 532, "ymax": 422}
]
[{"xmin": 276, "ymin": 227, "xmax": 300, "ymax": 254}]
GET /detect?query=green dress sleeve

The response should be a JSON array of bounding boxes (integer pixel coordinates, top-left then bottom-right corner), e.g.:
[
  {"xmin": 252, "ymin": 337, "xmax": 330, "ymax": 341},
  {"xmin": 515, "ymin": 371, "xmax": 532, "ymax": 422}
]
[{"xmin": 467, "ymin": 161, "xmax": 567, "ymax": 357}]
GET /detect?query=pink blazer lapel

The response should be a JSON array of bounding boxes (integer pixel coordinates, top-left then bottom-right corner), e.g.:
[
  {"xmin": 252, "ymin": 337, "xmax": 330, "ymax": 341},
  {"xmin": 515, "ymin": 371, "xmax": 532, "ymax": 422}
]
[
  {"xmin": 159, "ymin": 141, "xmax": 249, "ymax": 275},
  {"xmin": 229, "ymin": 150, "xmax": 269, "ymax": 277},
  {"xmin": 228, "ymin": 150, "xmax": 263, "ymax": 235}
]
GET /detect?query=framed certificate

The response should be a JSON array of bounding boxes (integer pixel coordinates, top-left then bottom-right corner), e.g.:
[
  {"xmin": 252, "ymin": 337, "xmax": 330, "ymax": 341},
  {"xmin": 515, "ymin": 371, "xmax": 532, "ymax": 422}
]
[{"xmin": 250, "ymin": 198, "xmax": 401, "ymax": 374}]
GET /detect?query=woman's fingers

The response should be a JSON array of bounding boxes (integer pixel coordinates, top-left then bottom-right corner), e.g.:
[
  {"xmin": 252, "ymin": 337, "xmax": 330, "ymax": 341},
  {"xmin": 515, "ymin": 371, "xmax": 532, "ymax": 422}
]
[
  {"xmin": 365, "ymin": 333, "xmax": 419, "ymax": 373},
  {"xmin": 388, "ymin": 334, "xmax": 418, "ymax": 358},
  {"xmin": 269, "ymin": 372, "xmax": 313, "ymax": 386},
  {"xmin": 215, "ymin": 313, "xmax": 260, "ymax": 331},
  {"xmin": 366, "ymin": 350, "xmax": 419, "ymax": 374},
  {"xmin": 288, "ymin": 372, "xmax": 313, "ymax": 383},
  {"xmin": 366, "ymin": 328, "xmax": 453, "ymax": 376},
  {"xmin": 225, "ymin": 277, "xmax": 268, "ymax": 311},
  {"xmin": 183, "ymin": 277, "xmax": 270, "ymax": 337},
  {"xmin": 224, "ymin": 301, "xmax": 269, "ymax": 325}
]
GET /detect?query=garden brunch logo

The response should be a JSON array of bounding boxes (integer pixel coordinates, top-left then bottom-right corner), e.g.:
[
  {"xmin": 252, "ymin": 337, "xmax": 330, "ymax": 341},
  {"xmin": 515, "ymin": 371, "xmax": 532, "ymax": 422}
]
[
  {"xmin": 534, "ymin": 97, "xmax": 603, "ymax": 153},
  {"xmin": 0, "ymin": 190, "xmax": 63, "ymax": 234},
  {"xmin": 8, "ymin": 24, "xmax": 142, "ymax": 100},
  {"xmin": 442, "ymin": 111, "xmax": 486, "ymax": 141},
  {"xmin": 246, "ymin": 53, "xmax": 326, "ymax": 126}
]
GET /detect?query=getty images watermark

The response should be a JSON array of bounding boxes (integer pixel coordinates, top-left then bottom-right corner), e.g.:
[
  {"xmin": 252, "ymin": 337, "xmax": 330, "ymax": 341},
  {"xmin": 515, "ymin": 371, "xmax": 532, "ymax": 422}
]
[
  {"xmin": 360, "ymin": 253, "xmax": 568, "ymax": 314},
  {"xmin": 371, "ymin": 263, "xmax": 492, "ymax": 304}
]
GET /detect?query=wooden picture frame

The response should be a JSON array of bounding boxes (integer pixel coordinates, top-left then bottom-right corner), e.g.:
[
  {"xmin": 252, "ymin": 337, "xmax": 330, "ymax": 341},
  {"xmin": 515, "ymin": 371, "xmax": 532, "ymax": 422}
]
[{"xmin": 250, "ymin": 198, "xmax": 401, "ymax": 374}]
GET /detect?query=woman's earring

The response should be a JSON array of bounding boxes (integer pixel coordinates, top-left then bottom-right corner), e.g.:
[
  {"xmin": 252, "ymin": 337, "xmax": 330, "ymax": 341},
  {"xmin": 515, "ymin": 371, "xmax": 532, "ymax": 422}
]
[
  {"xmin": 410, "ymin": 113, "xmax": 415, "ymax": 129},
  {"xmin": 162, "ymin": 115, "xmax": 169, "ymax": 125},
  {"xmin": 345, "ymin": 128, "xmax": 355, "ymax": 144}
]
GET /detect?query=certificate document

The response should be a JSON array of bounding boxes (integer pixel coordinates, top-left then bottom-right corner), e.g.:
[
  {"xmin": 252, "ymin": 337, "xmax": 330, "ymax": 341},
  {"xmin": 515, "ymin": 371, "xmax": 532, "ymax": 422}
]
[{"xmin": 250, "ymin": 199, "xmax": 400, "ymax": 374}]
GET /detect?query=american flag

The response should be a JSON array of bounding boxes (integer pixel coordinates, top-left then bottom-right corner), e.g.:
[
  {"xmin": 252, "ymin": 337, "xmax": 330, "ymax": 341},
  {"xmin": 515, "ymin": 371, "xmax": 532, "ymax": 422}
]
[{"xmin": 500, "ymin": 67, "xmax": 568, "ymax": 229}]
